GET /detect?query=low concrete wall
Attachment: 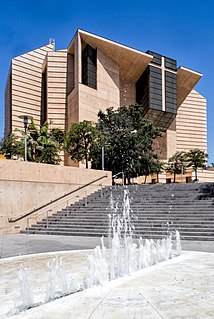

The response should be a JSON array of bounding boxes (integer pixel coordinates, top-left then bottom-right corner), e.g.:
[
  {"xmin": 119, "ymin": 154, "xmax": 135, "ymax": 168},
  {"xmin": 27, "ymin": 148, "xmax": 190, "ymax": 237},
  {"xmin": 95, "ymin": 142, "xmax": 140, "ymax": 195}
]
[
  {"xmin": 0, "ymin": 159, "xmax": 112, "ymax": 234},
  {"xmin": 197, "ymin": 169, "xmax": 214, "ymax": 182}
]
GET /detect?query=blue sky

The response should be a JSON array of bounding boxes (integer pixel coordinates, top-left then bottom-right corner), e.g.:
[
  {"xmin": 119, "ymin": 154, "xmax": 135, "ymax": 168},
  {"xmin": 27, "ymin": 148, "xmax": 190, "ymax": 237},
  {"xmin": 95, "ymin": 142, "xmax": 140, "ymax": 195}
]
[{"xmin": 0, "ymin": 0, "xmax": 214, "ymax": 162}]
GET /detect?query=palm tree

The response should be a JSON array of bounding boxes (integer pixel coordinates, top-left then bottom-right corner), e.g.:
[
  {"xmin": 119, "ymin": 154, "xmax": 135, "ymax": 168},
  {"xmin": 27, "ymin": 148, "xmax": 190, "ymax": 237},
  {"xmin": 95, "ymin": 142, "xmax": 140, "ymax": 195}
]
[
  {"xmin": 166, "ymin": 151, "xmax": 187, "ymax": 183},
  {"xmin": 0, "ymin": 133, "xmax": 23, "ymax": 159},
  {"xmin": 186, "ymin": 149, "xmax": 208, "ymax": 181},
  {"xmin": 151, "ymin": 158, "xmax": 165, "ymax": 183},
  {"xmin": 18, "ymin": 120, "xmax": 64, "ymax": 164}
]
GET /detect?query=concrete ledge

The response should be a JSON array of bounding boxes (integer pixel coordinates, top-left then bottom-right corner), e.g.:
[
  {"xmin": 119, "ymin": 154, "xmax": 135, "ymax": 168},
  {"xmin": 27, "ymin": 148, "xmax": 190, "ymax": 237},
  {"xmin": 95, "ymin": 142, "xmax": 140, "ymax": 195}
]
[
  {"xmin": 0, "ymin": 159, "xmax": 111, "ymax": 233},
  {"xmin": 0, "ymin": 249, "xmax": 213, "ymax": 318}
]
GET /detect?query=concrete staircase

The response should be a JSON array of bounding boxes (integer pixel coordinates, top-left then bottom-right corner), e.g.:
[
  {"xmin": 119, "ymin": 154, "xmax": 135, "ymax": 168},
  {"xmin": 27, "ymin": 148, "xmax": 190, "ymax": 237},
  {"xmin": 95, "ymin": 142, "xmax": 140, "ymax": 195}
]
[{"xmin": 23, "ymin": 183, "xmax": 214, "ymax": 241}]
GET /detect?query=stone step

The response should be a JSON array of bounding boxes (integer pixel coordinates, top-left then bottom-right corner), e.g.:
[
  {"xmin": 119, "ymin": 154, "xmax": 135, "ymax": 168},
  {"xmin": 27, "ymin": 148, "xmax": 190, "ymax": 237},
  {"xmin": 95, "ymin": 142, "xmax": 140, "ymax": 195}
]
[
  {"xmin": 63, "ymin": 210, "xmax": 214, "ymax": 215},
  {"xmin": 36, "ymin": 220, "xmax": 214, "ymax": 228},
  {"xmin": 22, "ymin": 183, "xmax": 214, "ymax": 241},
  {"xmin": 64, "ymin": 203, "xmax": 214, "ymax": 209},
  {"xmin": 74, "ymin": 205, "xmax": 212, "ymax": 210},
  {"xmin": 23, "ymin": 228, "xmax": 214, "ymax": 239},
  {"xmin": 68, "ymin": 201, "xmax": 214, "ymax": 206},
  {"xmin": 30, "ymin": 224, "xmax": 214, "ymax": 233},
  {"xmin": 47, "ymin": 217, "xmax": 214, "ymax": 223},
  {"xmin": 50, "ymin": 213, "xmax": 214, "ymax": 218}
]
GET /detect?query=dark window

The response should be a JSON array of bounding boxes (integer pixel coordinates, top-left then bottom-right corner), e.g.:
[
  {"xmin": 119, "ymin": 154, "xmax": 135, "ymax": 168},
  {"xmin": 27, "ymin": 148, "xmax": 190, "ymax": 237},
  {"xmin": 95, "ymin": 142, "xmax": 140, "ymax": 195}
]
[
  {"xmin": 67, "ymin": 53, "xmax": 74, "ymax": 95},
  {"xmin": 149, "ymin": 66, "xmax": 162, "ymax": 111},
  {"xmin": 41, "ymin": 70, "xmax": 47, "ymax": 125},
  {"xmin": 136, "ymin": 67, "xmax": 150, "ymax": 106},
  {"xmin": 82, "ymin": 45, "xmax": 97, "ymax": 89},
  {"xmin": 146, "ymin": 50, "xmax": 162, "ymax": 66},
  {"xmin": 165, "ymin": 71, "xmax": 177, "ymax": 114},
  {"xmin": 164, "ymin": 57, "xmax": 177, "ymax": 71}
]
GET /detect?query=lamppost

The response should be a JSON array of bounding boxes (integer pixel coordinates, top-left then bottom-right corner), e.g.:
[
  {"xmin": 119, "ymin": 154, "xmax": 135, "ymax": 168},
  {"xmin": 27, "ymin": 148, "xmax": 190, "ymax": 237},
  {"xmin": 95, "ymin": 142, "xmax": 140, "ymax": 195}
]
[
  {"xmin": 102, "ymin": 143, "xmax": 105, "ymax": 170},
  {"xmin": 18, "ymin": 115, "xmax": 33, "ymax": 161}
]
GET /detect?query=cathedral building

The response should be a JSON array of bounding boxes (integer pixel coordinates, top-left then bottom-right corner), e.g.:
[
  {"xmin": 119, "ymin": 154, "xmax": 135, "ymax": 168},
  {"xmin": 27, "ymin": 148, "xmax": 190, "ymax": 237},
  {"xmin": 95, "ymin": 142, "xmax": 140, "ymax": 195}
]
[{"xmin": 4, "ymin": 29, "xmax": 207, "ymax": 166}]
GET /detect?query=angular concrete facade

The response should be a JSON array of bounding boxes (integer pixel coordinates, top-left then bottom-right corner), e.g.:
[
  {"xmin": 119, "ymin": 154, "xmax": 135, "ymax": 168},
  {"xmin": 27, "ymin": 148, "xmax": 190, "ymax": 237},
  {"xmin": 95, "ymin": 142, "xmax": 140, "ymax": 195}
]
[{"xmin": 4, "ymin": 29, "xmax": 207, "ymax": 165}]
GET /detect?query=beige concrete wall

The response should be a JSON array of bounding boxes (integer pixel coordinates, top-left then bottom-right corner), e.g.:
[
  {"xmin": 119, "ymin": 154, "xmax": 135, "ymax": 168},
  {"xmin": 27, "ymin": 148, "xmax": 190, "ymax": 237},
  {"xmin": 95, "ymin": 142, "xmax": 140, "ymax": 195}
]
[
  {"xmin": 68, "ymin": 38, "xmax": 121, "ymax": 119},
  {"xmin": 194, "ymin": 169, "xmax": 214, "ymax": 182},
  {"xmin": 153, "ymin": 119, "xmax": 177, "ymax": 160},
  {"xmin": 78, "ymin": 48, "xmax": 120, "ymax": 122},
  {"xmin": 0, "ymin": 159, "xmax": 112, "ymax": 234},
  {"xmin": 66, "ymin": 47, "xmax": 121, "ymax": 167},
  {"xmin": 66, "ymin": 87, "xmax": 79, "ymax": 166},
  {"xmin": 67, "ymin": 87, "xmax": 79, "ymax": 127},
  {"xmin": 154, "ymin": 90, "xmax": 206, "ymax": 160},
  {"xmin": 153, "ymin": 132, "xmax": 167, "ymax": 160},
  {"xmin": 120, "ymin": 79, "xmax": 136, "ymax": 106},
  {"xmin": 132, "ymin": 168, "xmax": 214, "ymax": 184},
  {"xmin": 166, "ymin": 119, "xmax": 177, "ymax": 159},
  {"xmin": 66, "ymin": 34, "xmax": 79, "ymax": 130},
  {"xmin": 46, "ymin": 50, "xmax": 69, "ymax": 130},
  {"xmin": 4, "ymin": 67, "xmax": 12, "ymax": 136},
  {"xmin": 10, "ymin": 44, "xmax": 54, "ymax": 131},
  {"xmin": 176, "ymin": 89, "xmax": 207, "ymax": 152}
]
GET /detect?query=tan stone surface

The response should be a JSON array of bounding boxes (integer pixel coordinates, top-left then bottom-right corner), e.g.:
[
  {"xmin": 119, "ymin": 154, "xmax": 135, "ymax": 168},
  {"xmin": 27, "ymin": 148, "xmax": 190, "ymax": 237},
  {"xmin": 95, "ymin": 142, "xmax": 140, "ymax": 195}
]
[
  {"xmin": 5, "ymin": 43, "xmax": 54, "ymax": 133},
  {"xmin": 177, "ymin": 66, "xmax": 202, "ymax": 106},
  {"xmin": 68, "ymin": 29, "xmax": 153, "ymax": 82},
  {"xmin": 0, "ymin": 159, "xmax": 112, "ymax": 233},
  {"xmin": 78, "ymin": 48, "xmax": 120, "ymax": 122},
  {"xmin": 1, "ymin": 251, "xmax": 213, "ymax": 318},
  {"xmin": 176, "ymin": 90, "xmax": 207, "ymax": 152},
  {"xmin": 4, "ymin": 29, "xmax": 207, "ymax": 172}
]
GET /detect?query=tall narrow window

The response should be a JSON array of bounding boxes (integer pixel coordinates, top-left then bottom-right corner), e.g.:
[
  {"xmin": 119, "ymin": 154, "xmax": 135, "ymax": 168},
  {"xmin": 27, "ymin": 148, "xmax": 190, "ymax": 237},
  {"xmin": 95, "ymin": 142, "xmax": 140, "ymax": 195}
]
[
  {"xmin": 41, "ymin": 70, "xmax": 47, "ymax": 125},
  {"xmin": 82, "ymin": 44, "xmax": 97, "ymax": 89}
]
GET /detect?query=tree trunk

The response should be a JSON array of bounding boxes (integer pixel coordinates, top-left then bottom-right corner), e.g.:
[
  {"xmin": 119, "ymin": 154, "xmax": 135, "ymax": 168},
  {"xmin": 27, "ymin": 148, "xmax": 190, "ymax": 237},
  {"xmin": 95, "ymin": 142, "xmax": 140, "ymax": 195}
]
[
  {"xmin": 157, "ymin": 173, "xmax": 159, "ymax": 183},
  {"xmin": 195, "ymin": 168, "xmax": 198, "ymax": 181},
  {"xmin": 144, "ymin": 175, "xmax": 147, "ymax": 184},
  {"xmin": 85, "ymin": 154, "xmax": 88, "ymax": 169},
  {"xmin": 173, "ymin": 171, "xmax": 176, "ymax": 183},
  {"xmin": 127, "ymin": 177, "xmax": 131, "ymax": 185}
]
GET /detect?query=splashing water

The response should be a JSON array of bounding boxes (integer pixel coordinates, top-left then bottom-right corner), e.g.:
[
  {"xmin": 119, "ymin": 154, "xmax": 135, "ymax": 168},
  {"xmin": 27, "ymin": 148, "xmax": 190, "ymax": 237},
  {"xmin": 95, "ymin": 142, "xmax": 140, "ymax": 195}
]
[
  {"xmin": 18, "ymin": 265, "xmax": 34, "ymax": 310},
  {"xmin": 16, "ymin": 187, "xmax": 182, "ymax": 313},
  {"xmin": 46, "ymin": 256, "xmax": 79, "ymax": 302},
  {"xmin": 176, "ymin": 230, "xmax": 182, "ymax": 255},
  {"xmin": 85, "ymin": 188, "xmax": 182, "ymax": 288}
]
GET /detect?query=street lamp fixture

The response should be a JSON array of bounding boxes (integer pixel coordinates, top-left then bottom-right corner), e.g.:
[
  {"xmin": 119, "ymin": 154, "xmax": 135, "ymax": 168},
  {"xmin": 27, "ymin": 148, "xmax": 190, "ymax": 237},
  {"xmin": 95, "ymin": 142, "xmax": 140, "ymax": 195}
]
[
  {"xmin": 102, "ymin": 143, "xmax": 105, "ymax": 170},
  {"xmin": 18, "ymin": 115, "xmax": 33, "ymax": 161}
]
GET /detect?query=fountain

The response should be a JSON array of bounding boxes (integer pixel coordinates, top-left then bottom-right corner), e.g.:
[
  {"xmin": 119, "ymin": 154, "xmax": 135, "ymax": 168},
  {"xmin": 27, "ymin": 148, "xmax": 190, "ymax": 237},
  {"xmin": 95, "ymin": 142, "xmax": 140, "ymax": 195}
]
[
  {"xmin": 3, "ymin": 187, "xmax": 182, "ymax": 317},
  {"xmin": 45, "ymin": 256, "xmax": 79, "ymax": 302},
  {"xmin": 84, "ymin": 188, "xmax": 181, "ymax": 288},
  {"xmin": 18, "ymin": 266, "xmax": 34, "ymax": 310}
]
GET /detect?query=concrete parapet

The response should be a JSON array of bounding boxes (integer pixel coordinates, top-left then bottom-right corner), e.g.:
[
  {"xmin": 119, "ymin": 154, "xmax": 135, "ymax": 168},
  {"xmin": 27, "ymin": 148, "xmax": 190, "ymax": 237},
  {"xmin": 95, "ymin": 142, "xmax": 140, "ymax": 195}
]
[{"xmin": 0, "ymin": 159, "xmax": 111, "ymax": 234}]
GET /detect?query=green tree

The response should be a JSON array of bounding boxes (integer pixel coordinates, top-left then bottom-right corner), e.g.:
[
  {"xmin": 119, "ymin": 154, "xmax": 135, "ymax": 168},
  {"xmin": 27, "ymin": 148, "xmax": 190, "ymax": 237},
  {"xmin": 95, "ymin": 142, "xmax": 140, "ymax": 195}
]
[
  {"xmin": 95, "ymin": 104, "xmax": 161, "ymax": 183},
  {"xmin": 166, "ymin": 151, "xmax": 187, "ymax": 183},
  {"xmin": 30, "ymin": 121, "xmax": 64, "ymax": 164},
  {"xmin": 0, "ymin": 133, "xmax": 23, "ymax": 159},
  {"xmin": 186, "ymin": 148, "xmax": 208, "ymax": 181},
  {"xmin": 15, "ymin": 120, "xmax": 64, "ymax": 164},
  {"xmin": 65, "ymin": 121, "xmax": 101, "ymax": 169},
  {"xmin": 150, "ymin": 157, "xmax": 165, "ymax": 183},
  {"xmin": 1, "ymin": 122, "xmax": 65, "ymax": 164}
]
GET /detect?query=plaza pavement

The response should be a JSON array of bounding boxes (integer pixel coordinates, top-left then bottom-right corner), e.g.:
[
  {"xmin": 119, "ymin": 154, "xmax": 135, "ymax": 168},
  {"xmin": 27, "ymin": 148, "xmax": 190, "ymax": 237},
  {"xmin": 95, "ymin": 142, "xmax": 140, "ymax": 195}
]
[
  {"xmin": 1, "ymin": 249, "xmax": 214, "ymax": 318},
  {"xmin": 0, "ymin": 233, "xmax": 214, "ymax": 259},
  {"xmin": 0, "ymin": 234, "xmax": 214, "ymax": 318}
]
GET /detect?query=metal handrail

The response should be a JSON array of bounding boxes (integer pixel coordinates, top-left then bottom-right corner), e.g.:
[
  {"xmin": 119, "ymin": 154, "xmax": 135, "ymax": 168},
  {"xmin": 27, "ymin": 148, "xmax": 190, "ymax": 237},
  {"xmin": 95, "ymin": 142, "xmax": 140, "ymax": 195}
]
[
  {"xmin": 26, "ymin": 183, "xmax": 104, "ymax": 234},
  {"xmin": 8, "ymin": 174, "xmax": 108, "ymax": 223},
  {"xmin": 112, "ymin": 172, "xmax": 124, "ymax": 179}
]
